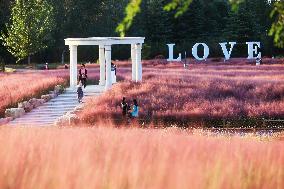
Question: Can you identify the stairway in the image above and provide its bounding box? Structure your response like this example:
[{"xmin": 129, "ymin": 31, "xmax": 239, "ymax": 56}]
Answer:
[{"xmin": 9, "ymin": 85, "xmax": 105, "ymax": 127}]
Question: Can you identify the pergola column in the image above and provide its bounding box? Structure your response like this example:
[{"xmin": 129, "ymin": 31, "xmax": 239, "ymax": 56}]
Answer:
[
  {"xmin": 69, "ymin": 45, "xmax": 78, "ymax": 88},
  {"xmin": 131, "ymin": 44, "xmax": 137, "ymax": 81},
  {"xmin": 105, "ymin": 45, "xmax": 112, "ymax": 90},
  {"xmin": 99, "ymin": 45, "xmax": 106, "ymax": 86},
  {"xmin": 135, "ymin": 44, "xmax": 142, "ymax": 82}
]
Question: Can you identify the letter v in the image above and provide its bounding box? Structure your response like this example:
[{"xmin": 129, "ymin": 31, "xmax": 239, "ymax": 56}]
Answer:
[{"xmin": 219, "ymin": 42, "xmax": 236, "ymax": 60}]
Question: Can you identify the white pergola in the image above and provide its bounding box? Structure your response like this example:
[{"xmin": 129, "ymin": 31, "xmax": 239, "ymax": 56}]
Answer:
[{"xmin": 65, "ymin": 37, "xmax": 145, "ymax": 89}]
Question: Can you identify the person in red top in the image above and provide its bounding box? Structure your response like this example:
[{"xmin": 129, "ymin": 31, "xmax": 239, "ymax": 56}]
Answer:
[{"xmin": 78, "ymin": 64, "xmax": 88, "ymax": 88}]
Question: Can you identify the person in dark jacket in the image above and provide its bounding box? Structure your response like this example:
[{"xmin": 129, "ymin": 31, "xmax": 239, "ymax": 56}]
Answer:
[
  {"xmin": 77, "ymin": 81, "xmax": 84, "ymax": 103},
  {"xmin": 79, "ymin": 64, "xmax": 88, "ymax": 88},
  {"xmin": 121, "ymin": 97, "xmax": 129, "ymax": 117}
]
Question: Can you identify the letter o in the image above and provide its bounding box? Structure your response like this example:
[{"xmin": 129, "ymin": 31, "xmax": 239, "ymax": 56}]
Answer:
[{"xmin": 192, "ymin": 43, "xmax": 210, "ymax": 61}]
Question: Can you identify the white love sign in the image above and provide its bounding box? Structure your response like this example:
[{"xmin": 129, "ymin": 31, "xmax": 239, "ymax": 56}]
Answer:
[{"xmin": 167, "ymin": 42, "xmax": 261, "ymax": 61}]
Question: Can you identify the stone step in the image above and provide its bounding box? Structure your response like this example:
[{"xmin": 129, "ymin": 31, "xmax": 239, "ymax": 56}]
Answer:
[
  {"xmin": 49, "ymin": 98, "xmax": 77, "ymax": 101},
  {"xmin": 42, "ymin": 105, "xmax": 78, "ymax": 108},
  {"xmin": 49, "ymin": 99, "xmax": 77, "ymax": 102},
  {"xmin": 46, "ymin": 100, "xmax": 78, "ymax": 104},
  {"xmin": 13, "ymin": 116, "xmax": 58, "ymax": 120},
  {"xmin": 54, "ymin": 92, "xmax": 100, "ymax": 96},
  {"xmin": 47, "ymin": 100, "xmax": 78, "ymax": 104},
  {"xmin": 27, "ymin": 111, "xmax": 72, "ymax": 115},
  {"xmin": 66, "ymin": 88, "xmax": 104, "ymax": 92},
  {"xmin": 51, "ymin": 96, "xmax": 76, "ymax": 99},
  {"xmin": 15, "ymin": 114, "xmax": 62, "ymax": 119},
  {"xmin": 37, "ymin": 104, "xmax": 78, "ymax": 108},
  {"xmin": 17, "ymin": 116, "xmax": 61, "ymax": 120},
  {"xmin": 64, "ymin": 90, "xmax": 100, "ymax": 93},
  {"xmin": 13, "ymin": 116, "xmax": 57, "ymax": 120},
  {"xmin": 12, "ymin": 117, "xmax": 57, "ymax": 121},
  {"xmin": 12, "ymin": 120, "xmax": 57, "ymax": 124},
  {"xmin": 13, "ymin": 120, "xmax": 59, "ymax": 124},
  {"xmin": 28, "ymin": 110, "xmax": 72, "ymax": 114},
  {"xmin": 31, "ymin": 109, "xmax": 75, "ymax": 114},
  {"xmin": 10, "ymin": 123, "xmax": 54, "ymax": 127},
  {"xmin": 48, "ymin": 101, "xmax": 77, "ymax": 104},
  {"xmin": 15, "ymin": 114, "xmax": 60, "ymax": 118},
  {"xmin": 10, "ymin": 121, "xmax": 55, "ymax": 126},
  {"xmin": 30, "ymin": 108, "xmax": 75, "ymax": 112},
  {"xmin": 47, "ymin": 96, "xmax": 96, "ymax": 102},
  {"xmin": 26, "ymin": 109, "xmax": 64, "ymax": 113},
  {"xmin": 26, "ymin": 112, "xmax": 72, "ymax": 116},
  {"xmin": 34, "ymin": 109, "xmax": 76, "ymax": 113},
  {"xmin": 56, "ymin": 93, "xmax": 99, "ymax": 98},
  {"xmin": 12, "ymin": 120, "xmax": 56, "ymax": 124},
  {"xmin": 46, "ymin": 102, "xmax": 78, "ymax": 105},
  {"xmin": 38, "ymin": 105, "xmax": 78, "ymax": 109},
  {"xmin": 10, "ymin": 123, "xmax": 55, "ymax": 127},
  {"xmin": 45, "ymin": 100, "xmax": 80, "ymax": 103},
  {"xmin": 71, "ymin": 93, "xmax": 100, "ymax": 95}
]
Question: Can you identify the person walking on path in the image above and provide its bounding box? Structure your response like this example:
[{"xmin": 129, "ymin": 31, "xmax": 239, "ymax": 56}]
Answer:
[
  {"xmin": 79, "ymin": 64, "xmax": 88, "ymax": 88},
  {"xmin": 77, "ymin": 81, "xmax": 84, "ymax": 103}
]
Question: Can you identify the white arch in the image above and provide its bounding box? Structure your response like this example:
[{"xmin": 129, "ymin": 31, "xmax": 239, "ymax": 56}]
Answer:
[{"xmin": 65, "ymin": 37, "xmax": 145, "ymax": 90}]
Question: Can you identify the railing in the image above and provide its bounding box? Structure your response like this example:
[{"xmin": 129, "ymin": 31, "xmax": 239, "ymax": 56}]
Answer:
[
  {"xmin": 262, "ymin": 119, "xmax": 284, "ymax": 128},
  {"xmin": 102, "ymin": 110, "xmax": 284, "ymax": 130},
  {"xmin": 106, "ymin": 117, "xmax": 284, "ymax": 129}
]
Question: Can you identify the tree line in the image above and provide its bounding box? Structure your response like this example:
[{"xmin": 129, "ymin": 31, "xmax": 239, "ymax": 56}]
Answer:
[{"xmin": 0, "ymin": 0, "xmax": 283, "ymax": 65}]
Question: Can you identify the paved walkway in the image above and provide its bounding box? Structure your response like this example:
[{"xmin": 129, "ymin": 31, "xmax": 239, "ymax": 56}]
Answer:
[{"xmin": 9, "ymin": 85, "xmax": 105, "ymax": 126}]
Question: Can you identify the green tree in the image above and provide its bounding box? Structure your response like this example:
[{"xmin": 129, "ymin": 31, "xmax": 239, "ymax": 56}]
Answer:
[
  {"xmin": 143, "ymin": 0, "xmax": 173, "ymax": 42},
  {"xmin": 46, "ymin": 0, "xmax": 128, "ymax": 61},
  {"xmin": 117, "ymin": 0, "xmax": 284, "ymax": 49},
  {"xmin": 0, "ymin": 0, "xmax": 12, "ymax": 71},
  {"xmin": 116, "ymin": 0, "xmax": 241, "ymax": 37},
  {"xmin": 269, "ymin": 1, "xmax": 284, "ymax": 48},
  {"xmin": 1, "ymin": 0, "xmax": 55, "ymax": 64},
  {"xmin": 116, "ymin": 0, "xmax": 142, "ymax": 37}
]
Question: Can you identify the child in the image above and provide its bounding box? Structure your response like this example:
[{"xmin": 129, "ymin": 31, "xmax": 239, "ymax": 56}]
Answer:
[{"xmin": 77, "ymin": 81, "xmax": 84, "ymax": 103}]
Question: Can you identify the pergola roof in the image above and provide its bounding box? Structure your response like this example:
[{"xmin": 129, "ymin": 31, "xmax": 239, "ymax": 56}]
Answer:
[{"xmin": 65, "ymin": 37, "xmax": 145, "ymax": 46}]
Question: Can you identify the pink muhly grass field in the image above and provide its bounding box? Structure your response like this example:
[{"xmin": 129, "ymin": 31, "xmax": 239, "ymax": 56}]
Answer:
[
  {"xmin": 79, "ymin": 61, "xmax": 284, "ymax": 124},
  {"xmin": 0, "ymin": 126, "xmax": 282, "ymax": 189}
]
